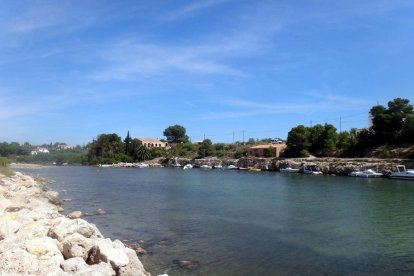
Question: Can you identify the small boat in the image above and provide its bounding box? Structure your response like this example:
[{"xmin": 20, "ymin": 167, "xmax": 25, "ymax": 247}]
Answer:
[
  {"xmin": 349, "ymin": 169, "xmax": 382, "ymax": 178},
  {"xmin": 183, "ymin": 164, "xmax": 193, "ymax": 170},
  {"xmin": 214, "ymin": 164, "xmax": 223, "ymax": 169},
  {"xmin": 98, "ymin": 164, "xmax": 112, "ymax": 167},
  {"xmin": 390, "ymin": 165, "xmax": 414, "ymax": 180},
  {"xmin": 200, "ymin": 165, "xmax": 212, "ymax": 169},
  {"xmin": 248, "ymin": 168, "xmax": 261, "ymax": 172},
  {"xmin": 303, "ymin": 165, "xmax": 322, "ymax": 175},
  {"xmin": 280, "ymin": 167, "xmax": 299, "ymax": 173},
  {"xmin": 303, "ymin": 169, "xmax": 323, "ymax": 175},
  {"xmin": 238, "ymin": 167, "xmax": 249, "ymax": 171},
  {"xmin": 137, "ymin": 163, "xmax": 149, "ymax": 168},
  {"xmin": 171, "ymin": 163, "xmax": 182, "ymax": 168},
  {"xmin": 225, "ymin": 165, "xmax": 238, "ymax": 170}
]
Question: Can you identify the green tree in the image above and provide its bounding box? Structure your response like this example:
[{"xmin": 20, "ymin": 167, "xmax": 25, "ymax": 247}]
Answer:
[
  {"xmin": 124, "ymin": 131, "xmax": 133, "ymax": 155},
  {"xmin": 319, "ymin": 124, "xmax": 337, "ymax": 156},
  {"xmin": 198, "ymin": 139, "xmax": 213, "ymax": 158},
  {"xmin": 135, "ymin": 145, "xmax": 151, "ymax": 161},
  {"xmin": 285, "ymin": 125, "xmax": 310, "ymax": 157},
  {"xmin": 309, "ymin": 124, "xmax": 324, "ymax": 154},
  {"xmin": 87, "ymin": 133, "xmax": 125, "ymax": 164},
  {"xmin": 163, "ymin": 125, "xmax": 189, "ymax": 143},
  {"xmin": 371, "ymin": 98, "xmax": 414, "ymax": 145}
]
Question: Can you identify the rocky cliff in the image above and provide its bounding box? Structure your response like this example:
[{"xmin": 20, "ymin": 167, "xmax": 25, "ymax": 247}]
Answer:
[{"xmin": 0, "ymin": 172, "xmax": 149, "ymax": 276}]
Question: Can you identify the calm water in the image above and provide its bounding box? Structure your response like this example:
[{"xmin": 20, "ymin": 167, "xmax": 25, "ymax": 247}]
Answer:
[{"xmin": 20, "ymin": 166, "xmax": 414, "ymax": 275}]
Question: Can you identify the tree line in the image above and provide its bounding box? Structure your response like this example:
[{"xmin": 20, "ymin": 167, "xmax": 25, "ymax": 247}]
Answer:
[{"xmin": 285, "ymin": 98, "xmax": 414, "ymax": 158}]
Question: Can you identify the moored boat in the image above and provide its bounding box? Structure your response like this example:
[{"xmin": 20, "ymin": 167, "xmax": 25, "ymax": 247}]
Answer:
[
  {"xmin": 349, "ymin": 169, "xmax": 382, "ymax": 178},
  {"xmin": 200, "ymin": 165, "xmax": 212, "ymax": 169},
  {"xmin": 183, "ymin": 164, "xmax": 193, "ymax": 170},
  {"xmin": 280, "ymin": 167, "xmax": 299, "ymax": 173},
  {"xmin": 224, "ymin": 165, "xmax": 238, "ymax": 170},
  {"xmin": 390, "ymin": 165, "xmax": 414, "ymax": 180}
]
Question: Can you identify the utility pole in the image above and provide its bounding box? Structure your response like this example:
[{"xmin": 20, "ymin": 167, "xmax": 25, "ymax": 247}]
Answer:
[
  {"xmin": 242, "ymin": 130, "xmax": 245, "ymax": 145},
  {"xmin": 232, "ymin": 132, "xmax": 235, "ymax": 144},
  {"xmin": 310, "ymin": 120, "xmax": 313, "ymax": 127},
  {"xmin": 339, "ymin": 116, "xmax": 342, "ymax": 133}
]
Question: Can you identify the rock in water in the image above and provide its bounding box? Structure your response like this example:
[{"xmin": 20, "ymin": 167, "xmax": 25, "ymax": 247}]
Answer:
[
  {"xmin": 96, "ymin": 208, "xmax": 106, "ymax": 215},
  {"xmin": 67, "ymin": 210, "xmax": 82, "ymax": 219},
  {"xmin": 172, "ymin": 259, "xmax": 201, "ymax": 270},
  {"xmin": 128, "ymin": 243, "xmax": 147, "ymax": 255}
]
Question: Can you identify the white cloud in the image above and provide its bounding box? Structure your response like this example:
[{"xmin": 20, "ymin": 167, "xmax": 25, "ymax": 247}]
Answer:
[{"xmin": 160, "ymin": 0, "xmax": 233, "ymax": 21}]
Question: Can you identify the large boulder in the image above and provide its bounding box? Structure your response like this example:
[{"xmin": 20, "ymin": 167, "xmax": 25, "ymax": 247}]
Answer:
[
  {"xmin": 60, "ymin": 257, "xmax": 89, "ymax": 273},
  {"xmin": 117, "ymin": 248, "xmax": 147, "ymax": 276},
  {"xmin": 48, "ymin": 217, "xmax": 102, "ymax": 242},
  {"xmin": 0, "ymin": 220, "xmax": 21, "ymax": 239},
  {"xmin": 86, "ymin": 239, "xmax": 129, "ymax": 269},
  {"xmin": 61, "ymin": 232, "xmax": 94, "ymax": 259},
  {"xmin": 74, "ymin": 262, "xmax": 115, "ymax": 276}
]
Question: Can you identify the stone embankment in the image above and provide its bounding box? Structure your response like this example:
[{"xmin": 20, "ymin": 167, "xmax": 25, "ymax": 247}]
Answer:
[
  {"xmin": 160, "ymin": 157, "xmax": 414, "ymax": 175},
  {"xmin": 0, "ymin": 172, "xmax": 149, "ymax": 276}
]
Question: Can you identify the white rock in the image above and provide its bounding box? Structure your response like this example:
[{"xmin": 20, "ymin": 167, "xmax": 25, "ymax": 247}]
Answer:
[
  {"xmin": 60, "ymin": 257, "xmax": 88, "ymax": 273},
  {"xmin": 61, "ymin": 232, "xmax": 94, "ymax": 259},
  {"xmin": 48, "ymin": 217, "xmax": 102, "ymax": 242},
  {"xmin": 74, "ymin": 262, "xmax": 115, "ymax": 276},
  {"xmin": 0, "ymin": 248, "xmax": 40, "ymax": 274},
  {"xmin": 68, "ymin": 210, "xmax": 82, "ymax": 219},
  {"xmin": 118, "ymin": 248, "xmax": 148, "ymax": 276},
  {"xmin": 87, "ymin": 238, "xmax": 129, "ymax": 269},
  {"xmin": 0, "ymin": 220, "xmax": 21, "ymax": 239}
]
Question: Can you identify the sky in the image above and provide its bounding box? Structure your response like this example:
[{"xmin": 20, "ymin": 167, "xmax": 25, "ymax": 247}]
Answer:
[{"xmin": 1, "ymin": 0, "xmax": 414, "ymax": 145}]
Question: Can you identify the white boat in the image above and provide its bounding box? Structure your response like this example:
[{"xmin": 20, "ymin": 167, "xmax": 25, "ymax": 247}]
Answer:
[
  {"xmin": 390, "ymin": 165, "xmax": 414, "ymax": 180},
  {"xmin": 348, "ymin": 169, "xmax": 382, "ymax": 178},
  {"xmin": 225, "ymin": 165, "xmax": 238, "ymax": 170},
  {"xmin": 137, "ymin": 163, "xmax": 149, "ymax": 168},
  {"xmin": 171, "ymin": 163, "xmax": 182, "ymax": 168},
  {"xmin": 303, "ymin": 167, "xmax": 323, "ymax": 175},
  {"xmin": 200, "ymin": 165, "xmax": 212, "ymax": 169},
  {"xmin": 183, "ymin": 164, "xmax": 193, "ymax": 170},
  {"xmin": 214, "ymin": 164, "xmax": 223, "ymax": 169},
  {"xmin": 280, "ymin": 167, "xmax": 299, "ymax": 173},
  {"xmin": 98, "ymin": 164, "xmax": 112, "ymax": 167}
]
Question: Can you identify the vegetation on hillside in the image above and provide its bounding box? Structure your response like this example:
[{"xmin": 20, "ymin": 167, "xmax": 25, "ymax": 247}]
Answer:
[{"xmin": 285, "ymin": 98, "xmax": 414, "ymax": 158}]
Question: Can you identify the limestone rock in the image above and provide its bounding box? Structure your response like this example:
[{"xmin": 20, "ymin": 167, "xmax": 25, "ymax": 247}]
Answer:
[
  {"xmin": 96, "ymin": 208, "xmax": 106, "ymax": 215},
  {"xmin": 26, "ymin": 237, "xmax": 61, "ymax": 258},
  {"xmin": 118, "ymin": 248, "xmax": 148, "ymax": 276},
  {"xmin": 74, "ymin": 262, "xmax": 115, "ymax": 276},
  {"xmin": 48, "ymin": 217, "xmax": 102, "ymax": 242},
  {"xmin": 61, "ymin": 232, "xmax": 94, "ymax": 259},
  {"xmin": 60, "ymin": 257, "xmax": 88, "ymax": 273},
  {"xmin": 86, "ymin": 238, "xmax": 129, "ymax": 270},
  {"xmin": 68, "ymin": 211, "xmax": 83, "ymax": 219},
  {"xmin": 0, "ymin": 248, "xmax": 40, "ymax": 274},
  {"xmin": 0, "ymin": 220, "xmax": 21, "ymax": 239}
]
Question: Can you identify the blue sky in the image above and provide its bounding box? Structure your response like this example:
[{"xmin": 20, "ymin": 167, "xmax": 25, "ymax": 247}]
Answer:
[{"xmin": 1, "ymin": 0, "xmax": 414, "ymax": 145}]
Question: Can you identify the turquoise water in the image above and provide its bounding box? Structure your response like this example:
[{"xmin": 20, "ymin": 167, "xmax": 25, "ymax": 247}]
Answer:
[{"xmin": 21, "ymin": 166, "xmax": 414, "ymax": 275}]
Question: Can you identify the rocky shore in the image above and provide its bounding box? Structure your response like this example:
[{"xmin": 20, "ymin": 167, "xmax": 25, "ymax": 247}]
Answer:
[
  {"xmin": 158, "ymin": 157, "xmax": 414, "ymax": 175},
  {"xmin": 0, "ymin": 171, "xmax": 149, "ymax": 275}
]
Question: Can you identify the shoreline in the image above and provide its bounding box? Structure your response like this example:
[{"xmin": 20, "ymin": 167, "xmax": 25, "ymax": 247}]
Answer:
[
  {"xmin": 111, "ymin": 157, "xmax": 414, "ymax": 176},
  {"xmin": 0, "ymin": 171, "xmax": 149, "ymax": 275}
]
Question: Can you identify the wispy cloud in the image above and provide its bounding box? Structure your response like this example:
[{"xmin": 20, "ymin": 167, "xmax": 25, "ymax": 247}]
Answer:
[
  {"xmin": 90, "ymin": 40, "xmax": 246, "ymax": 81},
  {"xmin": 160, "ymin": 0, "xmax": 233, "ymax": 21}
]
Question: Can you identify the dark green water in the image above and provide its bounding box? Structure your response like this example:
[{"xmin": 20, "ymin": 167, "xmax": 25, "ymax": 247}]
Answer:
[{"xmin": 20, "ymin": 166, "xmax": 414, "ymax": 275}]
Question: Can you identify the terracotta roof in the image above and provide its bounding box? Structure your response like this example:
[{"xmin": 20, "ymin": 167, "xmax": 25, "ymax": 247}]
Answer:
[
  {"xmin": 136, "ymin": 138, "xmax": 165, "ymax": 143},
  {"xmin": 249, "ymin": 144, "xmax": 286, "ymax": 149}
]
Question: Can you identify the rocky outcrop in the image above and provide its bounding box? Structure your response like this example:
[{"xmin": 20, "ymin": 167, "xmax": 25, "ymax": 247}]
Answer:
[
  {"xmin": 159, "ymin": 157, "xmax": 413, "ymax": 175},
  {"xmin": 0, "ymin": 172, "xmax": 149, "ymax": 276}
]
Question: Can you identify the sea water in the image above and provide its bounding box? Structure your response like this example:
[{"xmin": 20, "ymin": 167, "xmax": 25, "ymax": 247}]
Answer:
[{"xmin": 20, "ymin": 166, "xmax": 414, "ymax": 275}]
